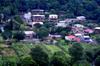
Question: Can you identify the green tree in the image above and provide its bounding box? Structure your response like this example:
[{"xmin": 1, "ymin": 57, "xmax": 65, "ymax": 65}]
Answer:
[
  {"xmin": 20, "ymin": 56, "xmax": 37, "ymax": 66},
  {"xmin": 96, "ymin": 35, "xmax": 100, "ymax": 43},
  {"xmin": 36, "ymin": 27, "xmax": 49, "ymax": 39},
  {"xmin": 31, "ymin": 46, "xmax": 49, "ymax": 66},
  {"xmin": 85, "ymin": 47, "xmax": 100, "ymax": 66},
  {"xmin": 1, "ymin": 31, "xmax": 12, "ymax": 40},
  {"xmin": 34, "ymin": 23, "xmax": 42, "ymax": 29},
  {"xmin": 73, "ymin": 60, "xmax": 90, "ymax": 66},
  {"xmin": 68, "ymin": 43, "xmax": 84, "ymax": 66},
  {"xmin": 51, "ymin": 51, "xmax": 69, "ymax": 66},
  {"xmin": 3, "ymin": 61, "xmax": 16, "ymax": 66},
  {"xmin": 14, "ymin": 15, "xmax": 24, "ymax": 24},
  {"xmin": 13, "ymin": 31, "xmax": 25, "ymax": 41},
  {"xmin": 95, "ymin": 56, "xmax": 100, "ymax": 66},
  {"xmin": 4, "ymin": 20, "xmax": 13, "ymax": 31}
]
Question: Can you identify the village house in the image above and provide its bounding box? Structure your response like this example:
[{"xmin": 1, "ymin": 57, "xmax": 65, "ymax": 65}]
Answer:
[
  {"xmin": 49, "ymin": 14, "xmax": 58, "ymax": 22},
  {"xmin": 72, "ymin": 27, "xmax": 84, "ymax": 34},
  {"xmin": 76, "ymin": 16, "xmax": 86, "ymax": 21},
  {"xmin": 49, "ymin": 34, "xmax": 62, "ymax": 39},
  {"xmin": 84, "ymin": 28, "xmax": 94, "ymax": 34},
  {"xmin": 65, "ymin": 34, "xmax": 94, "ymax": 43},
  {"xmin": 94, "ymin": 27, "xmax": 100, "ymax": 34},
  {"xmin": 24, "ymin": 31, "xmax": 36, "ymax": 39},
  {"xmin": 62, "ymin": 16, "xmax": 86, "ymax": 24},
  {"xmin": 31, "ymin": 9, "xmax": 45, "ymax": 26},
  {"xmin": 23, "ymin": 9, "xmax": 46, "ymax": 27},
  {"xmin": 23, "ymin": 12, "xmax": 32, "ymax": 23},
  {"xmin": 30, "ymin": 22, "xmax": 44, "ymax": 27},
  {"xmin": 81, "ymin": 35, "xmax": 93, "ymax": 43},
  {"xmin": 64, "ymin": 18, "xmax": 78, "ymax": 23},
  {"xmin": 56, "ymin": 21, "xmax": 68, "ymax": 27},
  {"xmin": 65, "ymin": 35, "xmax": 80, "ymax": 42},
  {"xmin": 32, "ymin": 9, "xmax": 44, "ymax": 15},
  {"xmin": 74, "ymin": 33, "xmax": 83, "ymax": 38},
  {"xmin": 74, "ymin": 24, "xmax": 85, "ymax": 28},
  {"xmin": 32, "ymin": 14, "xmax": 45, "ymax": 22}
]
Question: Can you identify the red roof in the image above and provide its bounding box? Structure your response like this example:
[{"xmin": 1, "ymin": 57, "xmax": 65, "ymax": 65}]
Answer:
[
  {"xmin": 84, "ymin": 29, "xmax": 93, "ymax": 33},
  {"xmin": 75, "ymin": 38, "xmax": 80, "ymax": 42},
  {"xmin": 67, "ymin": 35, "xmax": 80, "ymax": 42},
  {"xmin": 68, "ymin": 35, "xmax": 75, "ymax": 39}
]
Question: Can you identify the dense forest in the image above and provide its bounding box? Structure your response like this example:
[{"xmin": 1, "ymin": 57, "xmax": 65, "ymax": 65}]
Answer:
[{"xmin": 0, "ymin": 0, "xmax": 100, "ymax": 22}]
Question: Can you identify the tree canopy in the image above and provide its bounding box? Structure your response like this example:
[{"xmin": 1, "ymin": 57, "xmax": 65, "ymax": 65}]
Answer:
[{"xmin": 0, "ymin": 0, "xmax": 100, "ymax": 22}]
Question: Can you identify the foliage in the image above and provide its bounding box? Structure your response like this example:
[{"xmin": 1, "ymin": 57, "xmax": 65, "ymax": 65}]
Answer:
[
  {"xmin": 0, "ymin": 0, "xmax": 100, "ymax": 22},
  {"xmin": 13, "ymin": 31, "xmax": 25, "ymax": 41},
  {"xmin": 95, "ymin": 56, "xmax": 100, "ymax": 66},
  {"xmin": 14, "ymin": 15, "xmax": 24, "ymax": 24},
  {"xmin": 1, "ymin": 31, "xmax": 12, "ymax": 40},
  {"xmin": 20, "ymin": 56, "xmax": 37, "ymax": 66},
  {"xmin": 36, "ymin": 27, "xmax": 49, "ymax": 39},
  {"xmin": 68, "ymin": 43, "xmax": 84, "ymax": 65},
  {"xmin": 31, "ymin": 45, "xmax": 49, "ymax": 66},
  {"xmin": 34, "ymin": 23, "xmax": 42, "ymax": 29},
  {"xmin": 73, "ymin": 60, "xmax": 90, "ymax": 66},
  {"xmin": 51, "ymin": 51, "xmax": 69, "ymax": 66},
  {"xmin": 4, "ymin": 20, "xmax": 13, "ymax": 31},
  {"xmin": 0, "ymin": 42, "xmax": 99, "ymax": 66}
]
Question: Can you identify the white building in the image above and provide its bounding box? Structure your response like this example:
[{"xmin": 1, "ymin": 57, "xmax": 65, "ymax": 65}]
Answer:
[
  {"xmin": 56, "ymin": 21, "xmax": 67, "ymax": 27},
  {"xmin": 74, "ymin": 24, "xmax": 85, "ymax": 28},
  {"xmin": 95, "ymin": 27, "xmax": 100, "ymax": 30},
  {"xmin": 24, "ymin": 12, "xmax": 32, "ymax": 20},
  {"xmin": 82, "ymin": 36, "xmax": 93, "ymax": 42},
  {"xmin": 49, "ymin": 34, "xmax": 62, "ymax": 38},
  {"xmin": 74, "ymin": 33, "xmax": 83, "ymax": 37},
  {"xmin": 24, "ymin": 31, "xmax": 35, "ymax": 39},
  {"xmin": 32, "ymin": 14, "xmax": 45, "ymax": 22},
  {"xmin": 49, "ymin": 14, "xmax": 58, "ymax": 19},
  {"xmin": 76, "ymin": 16, "xmax": 86, "ymax": 21}
]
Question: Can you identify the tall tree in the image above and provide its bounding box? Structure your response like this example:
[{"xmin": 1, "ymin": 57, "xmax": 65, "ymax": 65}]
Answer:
[
  {"xmin": 20, "ymin": 56, "xmax": 37, "ymax": 66},
  {"xmin": 68, "ymin": 43, "xmax": 84, "ymax": 65},
  {"xmin": 31, "ymin": 46, "xmax": 49, "ymax": 66},
  {"xmin": 51, "ymin": 51, "xmax": 69, "ymax": 66},
  {"xmin": 36, "ymin": 27, "xmax": 49, "ymax": 39},
  {"xmin": 13, "ymin": 31, "xmax": 25, "ymax": 41}
]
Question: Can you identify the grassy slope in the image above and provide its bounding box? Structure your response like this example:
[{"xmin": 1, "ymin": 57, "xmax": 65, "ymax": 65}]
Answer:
[{"xmin": 0, "ymin": 42, "xmax": 100, "ymax": 63}]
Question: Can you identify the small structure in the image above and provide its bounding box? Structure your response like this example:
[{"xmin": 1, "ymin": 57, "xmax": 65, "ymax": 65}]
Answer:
[
  {"xmin": 74, "ymin": 33, "xmax": 83, "ymax": 37},
  {"xmin": 56, "ymin": 21, "xmax": 67, "ymax": 27},
  {"xmin": 74, "ymin": 24, "xmax": 85, "ymax": 28},
  {"xmin": 65, "ymin": 35, "xmax": 80, "ymax": 42},
  {"xmin": 94, "ymin": 27, "xmax": 100, "ymax": 34},
  {"xmin": 72, "ymin": 26, "xmax": 84, "ymax": 34},
  {"xmin": 49, "ymin": 14, "xmax": 58, "ymax": 22},
  {"xmin": 82, "ymin": 36, "xmax": 93, "ymax": 43},
  {"xmin": 24, "ymin": 12, "xmax": 32, "ymax": 20},
  {"xmin": 32, "ymin": 15, "xmax": 45, "ymax": 22},
  {"xmin": 24, "ymin": 31, "xmax": 35, "ymax": 39},
  {"xmin": 32, "ymin": 9, "xmax": 44, "ymax": 15},
  {"xmin": 31, "ymin": 22, "xmax": 43, "ymax": 27},
  {"xmin": 76, "ymin": 16, "xmax": 86, "ymax": 21},
  {"xmin": 84, "ymin": 29, "xmax": 94, "ymax": 34},
  {"xmin": 49, "ymin": 34, "xmax": 62, "ymax": 39},
  {"xmin": 64, "ymin": 19, "xmax": 78, "ymax": 23}
]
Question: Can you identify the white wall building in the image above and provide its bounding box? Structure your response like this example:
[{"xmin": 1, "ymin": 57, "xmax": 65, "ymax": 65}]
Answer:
[
  {"xmin": 49, "ymin": 14, "xmax": 58, "ymax": 19},
  {"xmin": 24, "ymin": 12, "xmax": 32, "ymax": 20},
  {"xmin": 76, "ymin": 16, "xmax": 86, "ymax": 21}
]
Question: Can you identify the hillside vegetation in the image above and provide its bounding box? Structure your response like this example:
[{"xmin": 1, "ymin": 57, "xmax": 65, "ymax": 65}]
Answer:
[{"xmin": 0, "ymin": 0, "xmax": 100, "ymax": 22}]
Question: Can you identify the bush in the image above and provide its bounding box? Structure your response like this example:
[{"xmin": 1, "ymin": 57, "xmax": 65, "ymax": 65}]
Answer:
[{"xmin": 13, "ymin": 31, "xmax": 25, "ymax": 41}]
